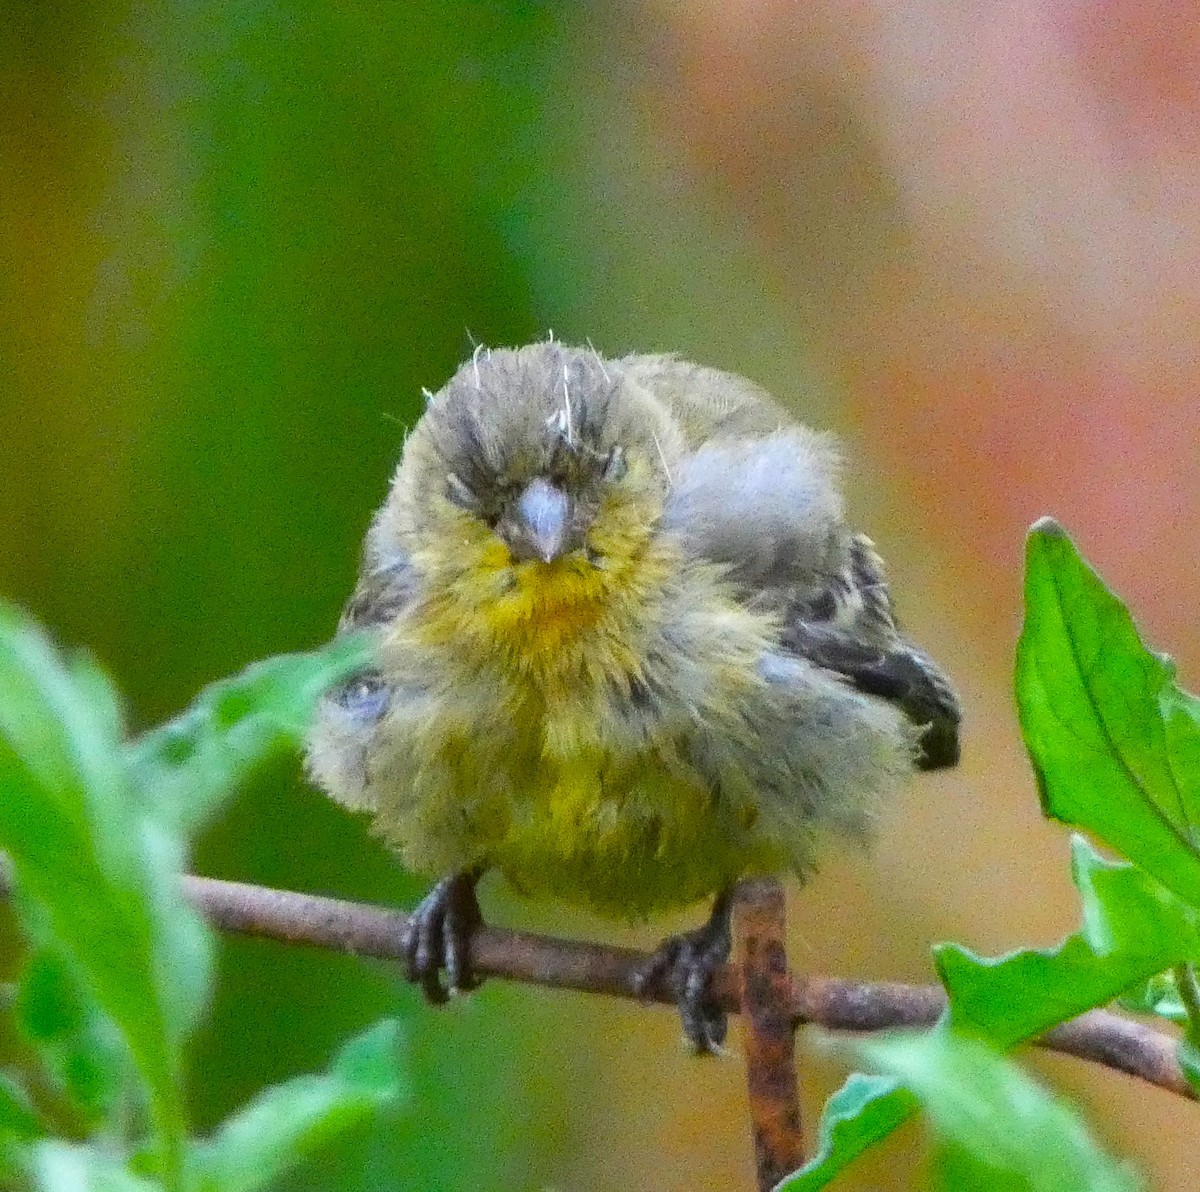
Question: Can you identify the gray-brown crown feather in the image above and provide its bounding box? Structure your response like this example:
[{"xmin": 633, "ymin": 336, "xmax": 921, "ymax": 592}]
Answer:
[{"xmin": 424, "ymin": 343, "xmax": 623, "ymax": 493}]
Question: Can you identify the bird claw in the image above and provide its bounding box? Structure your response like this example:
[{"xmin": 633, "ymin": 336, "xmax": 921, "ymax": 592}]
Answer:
[
  {"xmin": 633, "ymin": 897, "xmax": 733, "ymax": 1054},
  {"xmin": 400, "ymin": 872, "xmax": 483, "ymax": 1004}
]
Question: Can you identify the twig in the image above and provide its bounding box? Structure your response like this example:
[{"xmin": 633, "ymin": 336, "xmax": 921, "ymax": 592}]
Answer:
[
  {"xmin": 180, "ymin": 873, "xmax": 1196, "ymax": 1101},
  {"xmin": 735, "ymin": 878, "xmax": 804, "ymax": 1190}
]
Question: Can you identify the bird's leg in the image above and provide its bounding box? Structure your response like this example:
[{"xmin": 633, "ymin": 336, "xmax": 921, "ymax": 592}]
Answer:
[
  {"xmin": 400, "ymin": 868, "xmax": 484, "ymax": 1005},
  {"xmin": 633, "ymin": 887, "xmax": 735, "ymax": 1054}
]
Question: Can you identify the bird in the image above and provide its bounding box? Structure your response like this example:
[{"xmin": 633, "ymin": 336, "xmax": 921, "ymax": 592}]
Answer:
[{"xmin": 306, "ymin": 340, "xmax": 960, "ymax": 1052}]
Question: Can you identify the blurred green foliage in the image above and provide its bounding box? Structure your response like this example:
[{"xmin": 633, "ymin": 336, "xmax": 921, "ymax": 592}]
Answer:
[
  {"xmin": 0, "ymin": 604, "xmax": 403, "ymax": 1190},
  {"xmin": 1, "ymin": 4, "xmax": 584, "ymax": 1188}
]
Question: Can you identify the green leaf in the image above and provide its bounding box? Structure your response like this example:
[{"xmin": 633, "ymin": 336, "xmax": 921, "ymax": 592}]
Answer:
[
  {"xmin": 15, "ymin": 941, "xmax": 131, "ymax": 1127},
  {"xmin": 856, "ymin": 1031, "xmax": 1139, "ymax": 1192},
  {"xmin": 0, "ymin": 602, "xmax": 211, "ymax": 1183},
  {"xmin": 128, "ymin": 636, "xmax": 372, "ymax": 836},
  {"xmin": 1177, "ymin": 1038, "xmax": 1200, "ymax": 1097},
  {"xmin": 1120, "ymin": 971, "xmax": 1186, "ymax": 1025},
  {"xmin": 0, "ymin": 1072, "xmax": 40, "ymax": 1141},
  {"xmin": 1162, "ymin": 684, "xmax": 1200, "ymax": 814},
  {"xmin": 188, "ymin": 1019, "xmax": 406, "ymax": 1192},
  {"xmin": 770, "ymin": 771, "xmax": 1200, "ymax": 1190},
  {"xmin": 1016, "ymin": 519, "xmax": 1200, "ymax": 907},
  {"xmin": 937, "ymin": 836, "xmax": 1200, "ymax": 1047},
  {"xmin": 773, "ymin": 1074, "xmax": 915, "ymax": 1191},
  {"xmin": 0, "ymin": 1071, "xmax": 43, "ymax": 1183},
  {"xmin": 789, "ymin": 885, "xmax": 1161, "ymax": 1192},
  {"xmin": 24, "ymin": 1139, "xmax": 164, "ymax": 1192}
]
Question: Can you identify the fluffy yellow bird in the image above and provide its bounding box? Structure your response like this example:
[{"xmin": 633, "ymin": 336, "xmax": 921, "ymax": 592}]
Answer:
[{"xmin": 307, "ymin": 341, "xmax": 959, "ymax": 1050}]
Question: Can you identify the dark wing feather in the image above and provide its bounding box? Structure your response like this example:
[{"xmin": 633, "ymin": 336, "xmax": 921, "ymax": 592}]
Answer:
[
  {"xmin": 306, "ymin": 536, "xmax": 419, "ymax": 810},
  {"xmin": 339, "ymin": 543, "xmax": 416, "ymax": 632},
  {"xmin": 328, "ymin": 536, "xmax": 417, "ymax": 721},
  {"xmin": 782, "ymin": 535, "xmax": 961, "ymax": 770}
]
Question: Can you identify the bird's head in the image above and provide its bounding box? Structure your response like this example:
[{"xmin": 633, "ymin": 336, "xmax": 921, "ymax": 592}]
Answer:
[{"xmin": 377, "ymin": 342, "xmax": 682, "ymax": 664}]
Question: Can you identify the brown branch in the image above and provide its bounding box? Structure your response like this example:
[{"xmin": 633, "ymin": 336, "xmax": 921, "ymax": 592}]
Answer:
[
  {"xmin": 183, "ymin": 873, "xmax": 1196, "ymax": 1101},
  {"xmin": 735, "ymin": 879, "xmax": 804, "ymax": 1190}
]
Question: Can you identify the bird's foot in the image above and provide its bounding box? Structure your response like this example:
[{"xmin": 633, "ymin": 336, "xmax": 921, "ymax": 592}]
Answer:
[
  {"xmin": 633, "ymin": 890, "xmax": 734, "ymax": 1054},
  {"xmin": 400, "ymin": 871, "xmax": 483, "ymax": 1005}
]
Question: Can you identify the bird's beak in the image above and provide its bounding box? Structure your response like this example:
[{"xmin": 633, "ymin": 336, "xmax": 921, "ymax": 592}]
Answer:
[{"xmin": 512, "ymin": 478, "xmax": 572, "ymax": 563}]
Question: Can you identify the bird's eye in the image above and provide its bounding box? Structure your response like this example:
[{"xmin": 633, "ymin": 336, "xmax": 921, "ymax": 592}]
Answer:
[
  {"xmin": 546, "ymin": 432, "xmax": 578, "ymax": 477},
  {"xmin": 602, "ymin": 446, "xmax": 627, "ymax": 483},
  {"xmin": 445, "ymin": 473, "xmax": 478, "ymax": 510}
]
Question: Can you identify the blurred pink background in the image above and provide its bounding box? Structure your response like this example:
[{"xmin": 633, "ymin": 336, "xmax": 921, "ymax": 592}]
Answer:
[{"xmin": 567, "ymin": 3, "xmax": 1200, "ymax": 1187}]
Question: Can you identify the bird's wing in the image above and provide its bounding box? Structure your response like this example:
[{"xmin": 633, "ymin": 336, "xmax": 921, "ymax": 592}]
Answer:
[
  {"xmin": 306, "ymin": 537, "xmax": 418, "ymax": 812},
  {"xmin": 331, "ymin": 531, "xmax": 418, "ymax": 706},
  {"xmin": 338, "ymin": 542, "xmax": 416, "ymax": 634},
  {"xmin": 626, "ymin": 354, "xmax": 962, "ymax": 769},
  {"xmin": 645, "ymin": 362, "xmax": 848, "ymax": 604},
  {"xmin": 780, "ymin": 535, "xmax": 961, "ymax": 770},
  {"xmin": 615, "ymin": 353, "xmax": 791, "ymax": 446}
]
